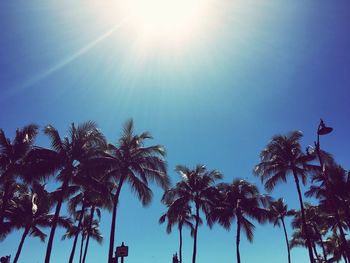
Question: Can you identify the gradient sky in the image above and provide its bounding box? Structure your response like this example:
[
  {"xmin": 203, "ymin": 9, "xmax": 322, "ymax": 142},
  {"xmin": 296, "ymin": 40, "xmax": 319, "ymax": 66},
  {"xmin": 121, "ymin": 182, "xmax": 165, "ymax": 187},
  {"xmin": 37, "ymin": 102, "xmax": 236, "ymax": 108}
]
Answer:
[{"xmin": 1, "ymin": 0, "xmax": 350, "ymax": 262}]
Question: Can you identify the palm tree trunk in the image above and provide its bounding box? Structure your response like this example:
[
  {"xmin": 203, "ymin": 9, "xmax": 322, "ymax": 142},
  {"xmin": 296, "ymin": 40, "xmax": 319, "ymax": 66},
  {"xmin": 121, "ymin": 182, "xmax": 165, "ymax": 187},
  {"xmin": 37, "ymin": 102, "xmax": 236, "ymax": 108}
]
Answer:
[
  {"xmin": 335, "ymin": 212, "xmax": 350, "ymax": 261},
  {"xmin": 45, "ymin": 176, "xmax": 70, "ymax": 263},
  {"xmin": 281, "ymin": 218, "xmax": 291, "ymax": 263},
  {"xmin": 108, "ymin": 175, "xmax": 126, "ymax": 263},
  {"xmin": 69, "ymin": 201, "xmax": 86, "ymax": 263},
  {"xmin": 13, "ymin": 225, "xmax": 30, "ymax": 263},
  {"xmin": 236, "ymin": 212, "xmax": 241, "ymax": 263},
  {"xmin": 192, "ymin": 205, "xmax": 200, "ymax": 263},
  {"xmin": 312, "ymin": 224, "xmax": 327, "ymax": 262},
  {"xmin": 312, "ymin": 243, "xmax": 320, "ymax": 262},
  {"xmin": 292, "ymin": 171, "xmax": 315, "ymax": 263},
  {"xmin": 179, "ymin": 225, "xmax": 183, "ymax": 263},
  {"xmin": 79, "ymin": 235, "xmax": 85, "ymax": 263},
  {"xmin": 82, "ymin": 206, "xmax": 95, "ymax": 263}
]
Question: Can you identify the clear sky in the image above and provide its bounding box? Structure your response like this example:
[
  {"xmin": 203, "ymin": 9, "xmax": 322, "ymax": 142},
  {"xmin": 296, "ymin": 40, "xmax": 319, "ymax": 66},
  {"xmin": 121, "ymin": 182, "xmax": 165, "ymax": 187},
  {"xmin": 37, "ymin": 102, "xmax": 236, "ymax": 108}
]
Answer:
[{"xmin": 1, "ymin": 0, "xmax": 350, "ymax": 262}]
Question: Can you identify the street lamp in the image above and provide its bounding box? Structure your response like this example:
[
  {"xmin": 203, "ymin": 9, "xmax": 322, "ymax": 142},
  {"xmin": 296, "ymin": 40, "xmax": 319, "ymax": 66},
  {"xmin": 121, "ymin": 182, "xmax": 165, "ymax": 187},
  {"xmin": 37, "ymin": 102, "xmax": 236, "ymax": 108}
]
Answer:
[{"xmin": 315, "ymin": 119, "xmax": 333, "ymax": 171}]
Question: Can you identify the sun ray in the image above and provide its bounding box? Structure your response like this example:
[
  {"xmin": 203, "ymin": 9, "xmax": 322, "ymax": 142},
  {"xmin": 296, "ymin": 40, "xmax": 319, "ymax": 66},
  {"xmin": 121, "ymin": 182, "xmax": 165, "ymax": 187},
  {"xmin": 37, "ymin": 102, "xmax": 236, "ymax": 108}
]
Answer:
[{"xmin": 1, "ymin": 16, "xmax": 130, "ymax": 101}]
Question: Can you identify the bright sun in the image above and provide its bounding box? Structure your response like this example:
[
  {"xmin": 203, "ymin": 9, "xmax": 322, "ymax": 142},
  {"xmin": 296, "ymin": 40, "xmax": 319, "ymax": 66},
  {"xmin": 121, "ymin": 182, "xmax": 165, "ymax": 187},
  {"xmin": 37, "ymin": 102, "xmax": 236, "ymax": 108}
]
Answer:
[{"xmin": 121, "ymin": 0, "xmax": 213, "ymax": 45}]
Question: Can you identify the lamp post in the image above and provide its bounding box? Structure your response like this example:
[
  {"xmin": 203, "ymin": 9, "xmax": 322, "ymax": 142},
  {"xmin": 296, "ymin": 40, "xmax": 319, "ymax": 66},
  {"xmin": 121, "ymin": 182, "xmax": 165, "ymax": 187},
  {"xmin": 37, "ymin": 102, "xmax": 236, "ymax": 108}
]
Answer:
[{"xmin": 315, "ymin": 119, "xmax": 333, "ymax": 172}]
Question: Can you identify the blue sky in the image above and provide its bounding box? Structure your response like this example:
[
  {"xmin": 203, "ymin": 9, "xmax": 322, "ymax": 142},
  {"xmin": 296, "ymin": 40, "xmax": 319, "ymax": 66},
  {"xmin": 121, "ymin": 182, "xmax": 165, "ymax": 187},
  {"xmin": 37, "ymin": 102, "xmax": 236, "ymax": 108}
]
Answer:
[{"xmin": 1, "ymin": 0, "xmax": 350, "ymax": 262}]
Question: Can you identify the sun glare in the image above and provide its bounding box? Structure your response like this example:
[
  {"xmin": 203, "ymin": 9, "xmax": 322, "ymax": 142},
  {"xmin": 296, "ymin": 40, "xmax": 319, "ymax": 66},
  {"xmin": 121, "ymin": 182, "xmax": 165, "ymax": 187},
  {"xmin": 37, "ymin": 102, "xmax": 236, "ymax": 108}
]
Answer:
[{"xmin": 122, "ymin": 0, "xmax": 213, "ymax": 45}]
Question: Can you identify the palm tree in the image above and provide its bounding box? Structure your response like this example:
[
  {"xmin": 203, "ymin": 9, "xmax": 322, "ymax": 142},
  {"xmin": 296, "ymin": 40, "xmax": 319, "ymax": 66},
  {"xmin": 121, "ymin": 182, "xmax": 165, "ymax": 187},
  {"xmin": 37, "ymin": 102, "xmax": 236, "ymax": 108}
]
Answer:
[
  {"xmin": 210, "ymin": 179, "xmax": 268, "ymax": 263},
  {"xmin": 306, "ymin": 164, "xmax": 350, "ymax": 261},
  {"xmin": 63, "ymin": 214, "xmax": 103, "ymax": 263},
  {"xmin": 0, "ymin": 182, "xmax": 28, "ymax": 240},
  {"xmin": 28, "ymin": 121, "xmax": 106, "ymax": 263},
  {"xmin": 291, "ymin": 204, "xmax": 330, "ymax": 262},
  {"xmin": 81, "ymin": 209, "xmax": 103, "ymax": 263},
  {"xmin": 159, "ymin": 202, "xmax": 195, "ymax": 263},
  {"xmin": 0, "ymin": 124, "xmax": 38, "ymax": 226},
  {"xmin": 268, "ymin": 198, "xmax": 295, "ymax": 263},
  {"xmin": 162, "ymin": 164, "xmax": 222, "ymax": 263},
  {"xmin": 324, "ymin": 233, "xmax": 350, "ymax": 263},
  {"xmin": 254, "ymin": 131, "xmax": 316, "ymax": 263},
  {"xmin": 8, "ymin": 183, "xmax": 70, "ymax": 263},
  {"xmin": 67, "ymin": 166, "xmax": 113, "ymax": 263},
  {"xmin": 104, "ymin": 119, "xmax": 170, "ymax": 263}
]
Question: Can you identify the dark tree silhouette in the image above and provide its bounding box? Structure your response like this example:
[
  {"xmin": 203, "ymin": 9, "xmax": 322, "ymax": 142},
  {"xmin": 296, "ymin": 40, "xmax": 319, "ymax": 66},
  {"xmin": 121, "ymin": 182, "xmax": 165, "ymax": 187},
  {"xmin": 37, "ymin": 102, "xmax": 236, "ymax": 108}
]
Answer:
[
  {"xmin": 104, "ymin": 119, "xmax": 170, "ymax": 263},
  {"xmin": 159, "ymin": 202, "xmax": 194, "ymax": 263},
  {"xmin": 254, "ymin": 131, "xmax": 316, "ymax": 263},
  {"xmin": 210, "ymin": 179, "xmax": 268, "ymax": 263},
  {"xmin": 162, "ymin": 164, "xmax": 222, "ymax": 263}
]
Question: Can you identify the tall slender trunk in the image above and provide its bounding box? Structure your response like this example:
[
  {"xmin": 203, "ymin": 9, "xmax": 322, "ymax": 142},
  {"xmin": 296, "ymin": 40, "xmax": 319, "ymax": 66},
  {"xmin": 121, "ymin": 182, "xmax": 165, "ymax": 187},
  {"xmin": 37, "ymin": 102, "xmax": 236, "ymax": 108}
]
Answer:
[
  {"xmin": 281, "ymin": 218, "xmax": 291, "ymax": 263},
  {"xmin": 192, "ymin": 204, "xmax": 200, "ymax": 263},
  {"xmin": 312, "ymin": 224, "xmax": 327, "ymax": 262},
  {"xmin": 79, "ymin": 235, "xmax": 85, "ymax": 263},
  {"xmin": 108, "ymin": 175, "xmax": 125, "ymax": 263},
  {"xmin": 69, "ymin": 201, "xmax": 86, "ymax": 263},
  {"xmin": 45, "ymin": 177, "xmax": 69, "ymax": 263},
  {"xmin": 312, "ymin": 243, "xmax": 320, "ymax": 262},
  {"xmin": 292, "ymin": 171, "xmax": 315, "ymax": 263},
  {"xmin": 179, "ymin": 225, "xmax": 183, "ymax": 263},
  {"xmin": 82, "ymin": 206, "xmax": 95, "ymax": 263},
  {"xmin": 13, "ymin": 225, "xmax": 30, "ymax": 263},
  {"xmin": 335, "ymin": 212, "xmax": 350, "ymax": 261},
  {"xmin": 236, "ymin": 211, "xmax": 241, "ymax": 263}
]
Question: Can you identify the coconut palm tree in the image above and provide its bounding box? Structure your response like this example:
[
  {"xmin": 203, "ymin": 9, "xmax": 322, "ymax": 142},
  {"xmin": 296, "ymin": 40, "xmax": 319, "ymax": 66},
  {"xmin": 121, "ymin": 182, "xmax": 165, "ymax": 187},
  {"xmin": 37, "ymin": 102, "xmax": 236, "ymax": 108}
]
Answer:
[
  {"xmin": 209, "ymin": 179, "xmax": 268, "ymax": 263},
  {"xmin": 0, "ymin": 182, "xmax": 28, "ymax": 240},
  {"xmin": 162, "ymin": 164, "xmax": 222, "ymax": 263},
  {"xmin": 104, "ymin": 119, "xmax": 170, "ymax": 263},
  {"xmin": 63, "ymin": 214, "xmax": 103, "ymax": 263},
  {"xmin": 291, "ymin": 204, "xmax": 331, "ymax": 262},
  {"xmin": 306, "ymin": 164, "xmax": 350, "ymax": 261},
  {"xmin": 27, "ymin": 121, "xmax": 106, "ymax": 263},
  {"xmin": 81, "ymin": 208, "xmax": 103, "ymax": 263},
  {"xmin": 67, "ymin": 166, "xmax": 113, "ymax": 263},
  {"xmin": 8, "ymin": 183, "xmax": 70, "ymax": 263},
  {"xmin": 268, "ymin": 198, "xmax": 295, "ymax": 263},
  {"xmin": 254, "ymin": 131, "xmax": 316, "ymax": 263},
  {"xmin": 0, "ymin": 124, "xmax": 38, "ymax": 226},
  {"xmin": 324, "ymin": 233, "xmax": 350, "ymax": 263},
  {"xmin": 159, "ymin": 202, "xmax": 195, "ymax": 263}
]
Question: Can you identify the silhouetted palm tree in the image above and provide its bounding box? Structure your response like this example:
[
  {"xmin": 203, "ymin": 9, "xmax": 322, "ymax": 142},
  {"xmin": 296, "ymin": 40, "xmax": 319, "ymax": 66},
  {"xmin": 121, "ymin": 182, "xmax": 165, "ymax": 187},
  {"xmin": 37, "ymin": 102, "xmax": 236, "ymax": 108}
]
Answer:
[
  {"xmin": 0, "ymin": 124, "xmax": 38, "ymax": 226},
  {"xmin": 159, "ymin": 202, "xmax": 195, "ymax": 263},
  {"xmin": 63, "ymin": 214, "xmax": 102, "ymax": 263},
  {"xmin": 81, "ymin": 209, "xmax": 103, "ymax": 263},
  {"xmin": 9, "ymin": 183, "xmax": 70, "ymax": 263},
  {"xmin": 306, "ymin": 164, "xmax": 350, "ymax": 261},
  {"xmin": 291, "ymin": 204, "xmax": 331, "ymax": 262},
  {"xmin": 163, "ymin": 164, "xmax": 222, "ymax": 263},
  {"xmin": 210, "ymin": 179, "xmax": 268, "ymax": 263},
  {"xmin": 324, "ymin": 233, "xmax": 350, "ymax": 263},
  {"xmin": 105, "ymin": 119, "xmax": 170, "ymax": 263},
  {"xmin": 28, "ymin": 122, "xmax": 106, "ymax": 263},
  {"xmin": 67, "ymin": 166, "xmax": 113, "ymax": 263},
  {"xmin": 254, "ymin": 131, "xmax": 316, "ymax": 263},
  {"xmin": 268, "ymin": 198, "xmax": 295, "ymax": 263}
]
